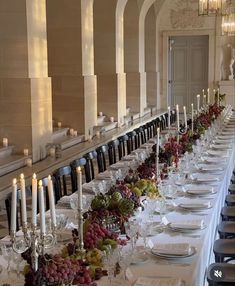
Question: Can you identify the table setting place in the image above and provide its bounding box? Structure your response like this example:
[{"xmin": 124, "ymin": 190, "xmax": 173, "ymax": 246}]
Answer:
[{"xmin": 1, "ymin": 105, "xmax": 235, "ymax": 286}]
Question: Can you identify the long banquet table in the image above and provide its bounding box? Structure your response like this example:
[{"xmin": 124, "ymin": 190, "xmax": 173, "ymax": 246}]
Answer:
[{"xmin": 0, "ymin": 109, "xmax": 235, "ymax": 286}]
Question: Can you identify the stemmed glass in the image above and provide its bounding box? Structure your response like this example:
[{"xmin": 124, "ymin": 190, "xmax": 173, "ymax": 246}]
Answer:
[
  {"xmin": 102, "ymin": 246, "xmax": 119, "ymax": 286},
  {"xmin": 124, "ymin": 220, "xmax": 139, "ymax": 253}
]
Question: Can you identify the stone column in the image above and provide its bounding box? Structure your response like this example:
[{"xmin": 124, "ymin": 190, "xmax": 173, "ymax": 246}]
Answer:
[
  {"xmin": 0, "ymin": 0, "xmax": 52, "ymax": 162},
  {"xmin": 94, "ymin": 0, "xmax": 126, "ymax": 124},
  {"xmin": 46, "ymin": 0, "xmax": 97, "ymax": 138}
]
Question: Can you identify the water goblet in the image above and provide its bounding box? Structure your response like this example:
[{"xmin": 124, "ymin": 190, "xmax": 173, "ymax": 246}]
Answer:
[{"xmin": 0, "ymin": 242, "xmax": 13, "ymax": 273}]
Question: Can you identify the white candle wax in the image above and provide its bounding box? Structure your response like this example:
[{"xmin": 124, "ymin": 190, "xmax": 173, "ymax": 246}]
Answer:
[
  {"xmin": 207, "ymin": 88, "xmax": 210, "ymax": 104},
  {"xmin": 48, "ymin": 175, "xmax": 56, "ymax": 227},
  {"xmin": 202, "ymin": 89, "xmax": 205, "ymax": 96},
  {"xmin": 183, "ymin": 106, "xmax": 187, "ymax": 129},
  {"xmin": 156, "ymin": 128, "xmax": 160, "ymax": 155},
  {"xmin": 10, "ymin": 179, "xmax": 17, "ymax": 232},
  {"xmin": 20, "ymin": 173, "xmax": 27, "ymax": 225},
  {"xmin": 191, "ymin": 103, "xmax": 194, "ymax": 133},
  {"xmin": 31, "ymin": 173, "xmax": 37, "ymax": 226},
  {"xmin": 176, "ymin": 104, "xmax": 180, "ymax": 131},
  {"xmin": 203, "ymin": 95, "xmax": 206, "ymax": 106},
  {"xmin": 73, "ymin": 130, "xmax": 78, "ymax": 136},
  {"xmin": 98, "ymin": 111, "xmax": 103, "ymax": 117},
  {"xmin": 76, "ymin": 167, "xmax": 82, "ymax": 211},
  {"xmin": 197, "ymin": 94, "xmax": 200, "ymax": 112},
  {"xmin": 213, "ymin": 89, "xmax": 216, "ymax": 104},
  {"xmin": 39, "ymin": 180, "xmax": 46, "ymax": 235},
  {"xmin": 217, "ymin": 88, "xmax": 220, "ymax": 105},
  {"xmin": 167, "ymin": 106, "xmax": 171, "ymax": 129},
  {"xmin": 3, "ymin": 138, "xmax": 8, "ymax": 147},
  {"xmin": 23, "ymin": 149, "xmax": 29, "ymax": 156},
  {"xmin": 57, "ymin": 122, "xmax": 62, "ymax": 128}
]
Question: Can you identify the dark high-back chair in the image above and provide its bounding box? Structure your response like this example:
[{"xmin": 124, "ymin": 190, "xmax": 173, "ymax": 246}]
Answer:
[
  {"xmin": 107, "ymin": 139, "xmax": 119, "ymax": 165},
  {"xmin": 126, "ymin": 130, "xmax": 137, "ymax": 154},
  {"xmin": 83, "ymin": 150, "xmax": 98, "ymax": 183},
  {"xmin": 53, "ymin": 165, "xmax": 73, "ymax": 203},
  {"xmin": 70, "ymin": 157, "xmax": 87, "ymax": 191},
  {"xmin": 117, "ymin": 134, "xmax": 128, "ymax": 160},
  {"xmin": 96, "ymin": 144, "xmax": 109, "ymax": 173}
]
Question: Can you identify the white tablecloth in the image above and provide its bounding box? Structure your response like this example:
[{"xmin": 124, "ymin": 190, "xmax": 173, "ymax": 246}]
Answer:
[{"xmin": 1, "ymin": 117, "xmax": 234, "ymax": 286}]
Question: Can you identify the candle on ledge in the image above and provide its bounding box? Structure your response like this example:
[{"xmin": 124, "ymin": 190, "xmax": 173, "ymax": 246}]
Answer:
[
  {"xmin": 191, "ymin": 103, "xmax": 194, "ymax": 133},
  {"xmin": 73, "ymin": 130, "xmax": 78, "ymax": 137},
  {"xmin": 10, "ymin": 178, "xmax": 17, "ymax": 232},
  {"xmin": 3, "ymin": 138, "xmax": 8, "ymax": 147},
  {"xmin": 176, "ymin": 104, "xmax": 180, "ymax": 132},
  {"xmin": 31, "ymin": 173, "xmax": 37, "ymax": 226},
  {"xmin": 207, "ymin": 88, "xmax": 210, "ymax": 104},
  {"xmin": 156, "ymin": 128, "xmax": 160, "ymax": 177},
  {"xmin": 98, "ymin": 111, "xmax": 103, "ymax": 117},
  {"xmin": 217, "ymin": 88, "xmax": 220, "ymax": 106},
  {"xmin": 39, "ymin": 180, "xmax": 46, "ymax": 235},
  {"xmin": 183, "ymin": 106, "xmax": 187, "ymax": 129},
  {"xmin": 196, "ymin": 94, "xmax": 200, "ymax": 112},
  {"xmin": 57, "ymin": 122, "xmax": 62, "ymax": 128},
  {"xmin": 69, "ymin": 128, "xmax": 74, "ymax": 136},
  {"xmin": 167, "ymin": 106, "xmax": 171, "ymax": 129},
  {"xmin": 202, "ymin": 89, "xmax": 205, "ymax": 97},
  {"xmin": 48, "ymin": 175, "xmax": 56, "ymax": 228},
  {"xmin": 76, "ymin": 167, "xmax": 82, "ymax": 211},
  {"xmin": 23, "ymin": 149, "xmax": 29, "ymax": 156},
  {"xmin": 20, "ymin": 173, "xmax": 27, "ymax": 225}
]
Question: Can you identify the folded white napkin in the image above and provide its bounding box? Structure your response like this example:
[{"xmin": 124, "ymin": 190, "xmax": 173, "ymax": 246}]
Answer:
[
  {"xmin": 134, "ymin": 277, "xmax": 183, "ymax": 286},
  {"xmin": 170, "ymin": 219, "xmax": 204, "ymax": 229},
  {"xmin": 152, "ymin": 243, "xmax": 190, "ymax": 256},
  {"xmin": 179, "ymin": 202, "xmax": 211, "ymax": 209},
  {"xmin": 211, "ymin": 144, "xmax": 231, "ymax": 150}
]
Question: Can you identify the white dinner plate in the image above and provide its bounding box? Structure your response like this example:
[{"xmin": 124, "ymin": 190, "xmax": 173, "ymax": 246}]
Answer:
[
  {"xmin": 168, "ymin": 223, "xmax": 206, "ymax": 232},
  {"xmin": 178, "ymin": 202, "xmax": 212, "ymax": 211},
  {"xmin": 191, "ymin": 174, "xmax": 219, "ymax": 183},
  {"xmin": 151, "ymin": 246, "xmax": 196, "ymax": 259},
  {"xmin": 186, "ymin": 188, "xmax": 216, "ymax": 196}
]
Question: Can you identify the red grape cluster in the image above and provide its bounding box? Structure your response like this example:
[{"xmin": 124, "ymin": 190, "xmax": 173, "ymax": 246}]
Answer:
[
  {"xmin": 84, "ymin": 222, "xmax": 109, "ymax": 249},
  {"xmin": 39, "ymin": 255, "xmax": 96, "ymax": 285},
  {"xmin": 137, "ymin": 163, "xmax": 155, "ymax": 179}
]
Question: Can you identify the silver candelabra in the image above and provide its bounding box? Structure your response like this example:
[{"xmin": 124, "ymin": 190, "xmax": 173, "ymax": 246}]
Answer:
[{"xmin": 10, "ymin": 222, "xmax": 56, "ymax": 272}]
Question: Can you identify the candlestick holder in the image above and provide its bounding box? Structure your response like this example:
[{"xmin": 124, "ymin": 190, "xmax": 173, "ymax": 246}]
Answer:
[
  {"xmin": 10, "ymin": 224, "xmax": 56, "ymax": 272},
  {"xmin": 77, "ymin": 207, "xmax": 86, "ymax": 260}
]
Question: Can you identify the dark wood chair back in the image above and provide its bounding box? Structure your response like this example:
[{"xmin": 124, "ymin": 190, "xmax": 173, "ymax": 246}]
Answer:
[
  {"xmin": 96, "ymin": 144, "xmax": 108, "ymax": 173},
  {"xmin": 53, "ymin": 165, "xmax": 73, "ymax": 202},
  {"xmin": 107, "ymin": 139, "xmax": 119, "ymax": 165},
  {"xmin": 70, "ymin": 157, "xmax": 87, "ymax": 191},
  {"xmin": 83, "ymin": 150, "xmax": 98, "ymax": 182},
  {"xmin": 117, "ymin": 134, "xmax": 128, "ymax": 160}
]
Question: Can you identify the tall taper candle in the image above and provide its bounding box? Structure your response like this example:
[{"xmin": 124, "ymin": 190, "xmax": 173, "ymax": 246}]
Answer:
[
  {"xmin": 207, "ymin": 88, "xmax": 210, "ymax": 104},
  {"xmin": 20, "ymin": 173, "xmax": 27, "ymax": 225},
  {"xmin": 183, "ymin": 106, "xmax": 187, "ymax": 129},
  {"xmin": 176, "ymin": 104, "xmax": 180, "ymax": 132},
  {"xmin": 48, "ymin": 175, "xmax": 56, "ymax": 227},
  {"xmin": 39, "ymin": 180, "xmax": 46, "ymax": 235},
  {"xmin": 156, "ymin": 128, "xmax": 160, "ymax": 177},
  {"xmin": 11, "ymin": 179, "xmax": 17, "ymax": 232},
  {"xmin": 197, "ymin": 94, "xmax": 200, "ymax": 112},
  {"xmin": 191, "ymin": 103, "xmax": 194, "ymax": 133},
  {"xmin": 167, "ymin": 106, "xmax": 171, "ymax": 129},
  {"xmin": 213, "ymin": 89, "xmax": 216, "ymax": 104},
  {"xmin": 31, "ymin": 173, "xmax": 37, "ymax": 226},
  {"xmin": 76, "ymin": 167, "xmax": 82, "ymax": 210}
]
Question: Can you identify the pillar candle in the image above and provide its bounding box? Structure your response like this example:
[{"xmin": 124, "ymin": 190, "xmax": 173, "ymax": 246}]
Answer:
[
  {"xmin": 48, "ymin": 175, "xmax": 56, "ymax": 227},
  {"xmin": 167, "ymin": 106, "xmax": 171, "ymax": 129},
  {"xmin": 197, "ymin": 94, "xmax": 200, "ymax": 112},
  {"xmin": 76, "ymin": 167, "xmax": 82, "ymax": 211},
  {"xmin": 176, "ymin": 104, "xmax": 180, "ymax": 132},
  {"xmin": 10, "ymin": 179, "xmax": 17, "ymax": 232},
  {"xmin": 31, "ymin": 173, "xmax": 37, "ymax": 226},
  {"xmin": 20, "ymin": 173, "xmax": 27, "ymax": 225},
  {"xmin": 3, "ymin": 138, "xmax": 8, "ymax": 147},
  {"xmin": 183, "ymin": 106, "xmax": 187, "ymax": 129},
  {"xmin": 39, "ymin": 180, "xmax": 46, "ymax": 235},
  {"xmin": 57, "ymin": 122, "xmax": 62, "ymax": 128},
  {"xmin": 202, "ymin": 89, "xmax": 205, "ymax": 97},
  {"xmin": 23, "ymin": 149, "xmax": 29, "ymax": 156},
  {"xmin": 191, "ymin": 103, "xmax": 194, "ymax": 133},
  {"xmin": 207, "ymin": 88, "xmax": 210, "ymax": 104}
]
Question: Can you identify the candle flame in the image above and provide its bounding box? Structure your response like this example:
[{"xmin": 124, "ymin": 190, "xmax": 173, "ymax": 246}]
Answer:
[
  {"xmin": 39, "ymin": 180, "xmax": 42, "ymax": 187},
  {"xmin": 20, "ymin": 173, "xmax": 24, "ymax": 179},
  {"xmin": 191, "ymin": 103, "xmax": 193, "ymax": 106},
  {"xmin": 13, "ymin": 178, "xmax": 17, "ymax": 185},
  {"xmin": 197, "ymin": 94, "xmax": 200, "ymax": 98},
  {"xmin": 77, "ymin": 166, "xmax": 81, "ymax": 173},
  {"xmin": 48, "ymin": 175, "xmax": 51, "ymax": 180},
  {"xmin": 33, "ymin": 173, "xmax": 36, "ymax": 179}
]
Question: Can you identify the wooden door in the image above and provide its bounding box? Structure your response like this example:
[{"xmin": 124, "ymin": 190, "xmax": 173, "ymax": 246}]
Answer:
[{"xmin": 169, "ymin": 35, "xmax": 209, "ymax": 109}]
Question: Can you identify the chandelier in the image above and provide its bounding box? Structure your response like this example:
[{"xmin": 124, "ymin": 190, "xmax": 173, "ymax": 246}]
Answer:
[
  {"xmin": 198, "ymin": 0, "xmax": 228, "ymax": 15},
  {"xmin": 222, "ymin": 4, "xmax": 235, "ymax": 35}
]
